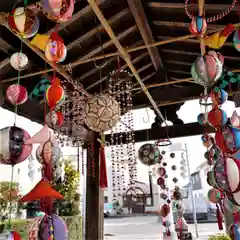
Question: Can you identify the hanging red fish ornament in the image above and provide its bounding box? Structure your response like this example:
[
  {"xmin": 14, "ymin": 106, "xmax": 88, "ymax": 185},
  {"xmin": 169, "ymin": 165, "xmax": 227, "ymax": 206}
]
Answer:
[{"xmin": 45, "ymin": 77, "xmax": 65, "ymax": 110}]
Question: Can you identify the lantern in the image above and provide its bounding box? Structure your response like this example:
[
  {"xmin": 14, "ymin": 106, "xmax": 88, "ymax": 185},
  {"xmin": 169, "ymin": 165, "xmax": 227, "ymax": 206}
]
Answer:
[
  {"xmin": 189, "ymin": 16, "xmax": 207, "ymax": 35},
  {"xmin": 233, "ymin": 30, "xmax": 240, "ymax": 52},
  {"xmin": 45, "ymin": 111, "xmax": 64, "ymax": 127},
  {"xmin": 10, "ymin": 52, "xmax": 28, "ymax": 71},
  {"xmin": 0, "ymin": 126, "xmax": 32, "ymax": 165},
  {"xmin": 191, "ymin": 51, "xmax": 223, "ymax": 86},
  {"xmin": 42, "ymin": 0, "xmax": 74, "ymax": 23},
  {"xmin": 208, "ymin": 108, "xmax": 227, "ymax": 128},
  {"xmin": 6, "ymin": 84, "xmax": 28, "ymax": 105},
  {"xmin": 84, "ymin": 94, "xmax": 121, "ymax": 132},
  {"xmin": 210, "ymin": 88, "xmax": 228, "ymax": 106},
  {"xmin": 138, "ymin": 143, "xmax": 161, "ymax": 166},
  {"xmin": 45, "ymin": 40, "xmax": 67, "ymax": 63},
  {"xmin": 8, "ymin": 7, "xmax": 39, "ymax": 38},
  {"xmin": 45, "ymin": 79, "xmax": 65, "ymax": 109}
]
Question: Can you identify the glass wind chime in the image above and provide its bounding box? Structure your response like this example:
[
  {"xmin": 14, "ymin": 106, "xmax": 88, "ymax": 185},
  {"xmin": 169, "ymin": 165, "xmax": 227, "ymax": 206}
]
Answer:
[{"xmin": 109, "ymin": 69, "xmax": 137, "ymax": 202}]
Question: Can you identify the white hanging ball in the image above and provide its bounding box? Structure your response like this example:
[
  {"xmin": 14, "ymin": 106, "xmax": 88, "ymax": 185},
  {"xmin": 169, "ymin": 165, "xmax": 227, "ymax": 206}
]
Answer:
[{"xmin": 10, "ymin": 52, "xmax": 28, "ymax": 71}]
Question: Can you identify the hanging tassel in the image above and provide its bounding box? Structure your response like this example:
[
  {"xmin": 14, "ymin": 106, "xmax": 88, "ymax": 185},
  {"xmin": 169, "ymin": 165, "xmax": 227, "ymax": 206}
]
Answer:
[
  {"xmin": 99, "ymin": 145, "xmax": 108, "ymax": 189},
  {"xmin": 216, "ymin": 204, "xmax": 223, "ymax": 230}
]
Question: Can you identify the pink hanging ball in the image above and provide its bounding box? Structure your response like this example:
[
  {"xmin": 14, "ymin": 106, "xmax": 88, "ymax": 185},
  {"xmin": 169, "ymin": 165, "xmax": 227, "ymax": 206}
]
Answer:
[{"xmin": 6, "ymin": 84, "xmax": 28, "ymax": 105}]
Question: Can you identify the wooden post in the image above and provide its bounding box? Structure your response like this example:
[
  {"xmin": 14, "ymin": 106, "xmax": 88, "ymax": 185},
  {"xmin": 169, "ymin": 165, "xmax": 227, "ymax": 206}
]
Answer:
[{"xmin": 85, "ymin": 132, "xmax": 104, "ymax": 240}]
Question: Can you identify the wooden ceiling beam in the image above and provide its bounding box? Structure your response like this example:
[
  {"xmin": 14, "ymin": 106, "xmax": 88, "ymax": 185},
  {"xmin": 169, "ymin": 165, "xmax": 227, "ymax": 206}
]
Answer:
[
  {"xmin": 166, "ymin": 60, "xmax": 192, "ymax": 66},
  {"xmin": 74, "ymin": 25, "xmax": 137, "ymax": 63},
  {"xmin": 0, "ymin": 58, "xmax": 9, "ymax": 70},
  {"xmin": 0, "ymin": 37, "xmax": 15, "ymax": 54},
  {"xmin": 148, "ymin": 2, "xmax": 237, "ymax": 11},
  {"xmin": 168, "ymin": 69, "xmax": 191, "ymax": 75},
  {"xmin": 127, "ymin": 0, "xmax": 163, "ymax": 71},
  {"xmin": 67, "ymin": 8, "xmax": 130, "ymax": 51}
]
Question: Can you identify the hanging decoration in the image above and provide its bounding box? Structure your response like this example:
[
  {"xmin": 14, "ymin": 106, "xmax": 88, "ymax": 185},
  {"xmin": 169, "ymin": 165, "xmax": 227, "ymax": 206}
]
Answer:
[
  {"xmin": 6, "ymin": 84, "xmax": 28, "ymax": 106},
  {"xmin": 29, "ymin": 77, "xmax": 51, "ymax": 101},
  {"xmin": 233, "ymin": 29, "xmax": 240, "ymax": 52},
  {"xmin": 10, "ymin": 52, "xmax": 28, "ymax": 71},
  {"xmin": 108, "ymin": 69, "xmax": 136, "ymax": 201},
  {"xmin": 45, "ymin": 111, "xmax": 64, "ymax": 128},
  {"xmin": 138, "ymin": 143, "xmax": 161, "ymax": 166},
  {"xmin": 189, "ymin": 16, "xmax": 207, "ymax": 35},
  {"xmin": 8, "ymin": 7, "xmax": 39, "ymax": 39}
]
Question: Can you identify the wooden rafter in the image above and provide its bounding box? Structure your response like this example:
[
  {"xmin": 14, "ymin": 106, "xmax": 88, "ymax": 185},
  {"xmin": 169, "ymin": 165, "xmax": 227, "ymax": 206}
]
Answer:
[
  {"xmin": 127, "ymin": 0, "xmax": 163, "ymax": 71},
  {"xmin": 0, "ymin": 58, "xmax": 9, "ymax": 70}
]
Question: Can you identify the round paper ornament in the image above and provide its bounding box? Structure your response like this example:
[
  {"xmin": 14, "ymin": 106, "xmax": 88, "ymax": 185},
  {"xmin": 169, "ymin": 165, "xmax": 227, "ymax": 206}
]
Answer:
[
  {"xmin": 189, "ymin": 16, "xmax": 207, "ymax": 35},
  {"xmin": 0, "ymin": 231, "xmax": 21, "ymax": 239},
  {"xmin": 233, "ymin": 30, "xmax": 240, "ymax": 52},
  {"xmin": 84, "ymin": 94, "xmax": 121, "ymax": 132},
  {"xmin": 210, "ymin": 88, "xmax": 228, "ymax": 106},
  {"xmin": 208, "ymin": 188, "xmax": 223, "ymax": 203},
  {"xmin": 158, "ymin": 167, "xmax": 166, "ymax": 177},
  {"xmin": 42, "ymin": 0, "xmax": 74, "ymax": 23},
  {"xmin": 138, "ymin": 143, "xmax": 161, "ymax": 166},
  {"xmin": 10, "ymin": 52, "xmax": 28, "ymax": 71},
  {"xmin": 197, "ymin": 113, "xmax": 208, "ymax": 126},
  {"xmin": 36, "ymin": 140, "xmax": 61, "ymax": 165},
  {"xmin": 45, "ymin": 111, "xmax": 64, "ymax": 127},
  {"xmin": 6, "ymin": 84, "xmax": 28, "ymax": 105},
  {"xmin": 0, "ymin": 126, "xmax": 32, "ymax": 165},
  {"xmin": 8, "ymin": 7, "xmax": 39, "ymax": 38},
  {"xmin": 191, "ymin": 51, "xmax": 223, "ymax": 86},
  {"xmin": 45, "ymin": 40, "xmax": 67, "ymax": 63},
  {"xmin": 160, "ymin": 204, "xmax": 170, "ymax": 217},
  {"xmin": 45, "ymin": 81, "xmax": 65, "ymax": 109},
  {"xmin": 207, "ymin": 108, "xmax": 227, "ymax": 128}
]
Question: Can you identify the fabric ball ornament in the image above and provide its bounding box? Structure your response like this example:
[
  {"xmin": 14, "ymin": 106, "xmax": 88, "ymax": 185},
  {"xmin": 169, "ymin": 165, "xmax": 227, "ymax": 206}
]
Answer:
[
  {"xmin": 45, "ymin": 81, "xmax": 65, "ymax": 110},
  {"xmin": 208, "ymin": 108, "xmax": 227, "ymax": 128},
  {"xmin": 197, "ymin": 113, "xmax": 208, "ymax": 126},
  {"xmin": 172, "ymin": 165, "xmax": 177, "ymax": 171},
  {"xmin": 45, "ymin": 40, "xmax": 67, "ymax": 63},
  {"xmin": 10, "ymin": 52, "xmax": 28, "ymax": 71},
  {"xmin": 42, "ymin": 0, "xmax": 74, "ymax": 23},
  {"xmin": 173, "ymin": 177, "xmax": 178, "ymax": 183},
  {"xmin": 208, "ymin": 188, "xmax": 223, "ymax": 203},
  {"xmin": 189, "ymin": 16, "xmax": 207, "ymax": 35},
  {"xmin": 191, "ymin": 51, "xmax": 223, "ymax": 86},
  {"xmin": 201, "ymin": 133, "xmax": 214, "ymax": 148},
  {"xmin": 158, "ymin": 167, "xmax": 166, "ymax": 177},
  {"xmin": 138, "ymin": 143, "xmax": 161, "ymax": 166},
  {"xmin": 170, "ymin": 153, "xmax": 175, "ymax": 158},
  {"xmin": 207, "ymin": 170, "xmax": 217, "ymax": 187},
  {"xmin": 85, "ymin": 94, "xmax": 120, "ymax": 132},
  {"xmin": 160, "ymin": 204, "xmax": 170, "ymax": 217},
  {"xmin": 160, "ymin": 192, "xmax": 168, "ymax": 200},
  {"xmin": 210, "ymin": 88, "xmax": 228, "ymax": 106},
  {"xmin": 8, "ymin": 7, "xmax": 39, "ymax": 38},
  {"xmin": 45, "ymin": 111, "xmax": 64, "ymax": 127},
  {"xmin": 0, "ymin": 231, "xmax": 21, "ymax": 239},
  {"xmin": 0, "ymin": 126, "xmax": 32, "ymax": 165},
  {"xmin": 6, "ymin": 84, "xmax": 28, "ymax": 105},
  {"xmin": 233, "ymin": 30, "xmax": 240, "ymax": 52}
]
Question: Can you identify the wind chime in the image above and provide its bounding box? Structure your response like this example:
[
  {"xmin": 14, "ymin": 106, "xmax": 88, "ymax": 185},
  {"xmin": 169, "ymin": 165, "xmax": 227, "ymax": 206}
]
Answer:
[{"xmin": 108, "ymin": 68, "xmax": 137, "ymax": 202}]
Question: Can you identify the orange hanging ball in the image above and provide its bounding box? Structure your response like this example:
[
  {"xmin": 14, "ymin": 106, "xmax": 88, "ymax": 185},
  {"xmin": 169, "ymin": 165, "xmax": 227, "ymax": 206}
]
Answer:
[{"xmin": 45, "ymin": 78, "xmax": 64, "ymax": 109}]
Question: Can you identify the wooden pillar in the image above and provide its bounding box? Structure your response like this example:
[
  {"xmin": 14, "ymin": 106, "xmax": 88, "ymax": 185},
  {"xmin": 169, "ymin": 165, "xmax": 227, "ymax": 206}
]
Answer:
[{"xmin": 85, "ymin": 132, "xmax": 104, "ymax": 240}]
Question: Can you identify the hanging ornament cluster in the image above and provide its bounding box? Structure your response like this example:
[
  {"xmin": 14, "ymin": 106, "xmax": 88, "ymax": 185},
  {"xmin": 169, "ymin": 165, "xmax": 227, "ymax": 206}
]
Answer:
[
  {"xmin": 138, "ymin": 143, "xmax": 161, "ymax": 166},
  {"xmin": 108, "ymin": 69, "xmax": 136, "ymax": 201},
  {"xmin": 191, "ymin": 51, "xmax": 224, "ymax": 87}
]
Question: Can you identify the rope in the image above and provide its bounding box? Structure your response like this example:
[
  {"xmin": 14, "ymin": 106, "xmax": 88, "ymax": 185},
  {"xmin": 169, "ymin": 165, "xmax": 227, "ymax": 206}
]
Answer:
[{"xmin": 7, "ymin": 166, "xmax": 14, "ymax": 230}]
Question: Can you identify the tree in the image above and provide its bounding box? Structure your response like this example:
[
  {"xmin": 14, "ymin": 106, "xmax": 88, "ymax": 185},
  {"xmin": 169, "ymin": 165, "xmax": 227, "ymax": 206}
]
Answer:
[{"xmin": 54, "ymin": 160, "xmax": 80, "ymax": 216}]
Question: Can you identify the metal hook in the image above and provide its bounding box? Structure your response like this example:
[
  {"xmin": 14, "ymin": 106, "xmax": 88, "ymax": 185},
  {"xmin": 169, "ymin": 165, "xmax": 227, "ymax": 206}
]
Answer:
[{"xmin": 143, "ymin": 108, "xmax": 150, "ymax": 123}]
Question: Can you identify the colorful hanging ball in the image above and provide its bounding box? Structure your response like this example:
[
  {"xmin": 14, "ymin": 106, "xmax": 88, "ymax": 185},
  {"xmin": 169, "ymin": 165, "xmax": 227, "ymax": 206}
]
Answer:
[
  {"xmin": 161, "ymin": 150, "xmax": 166, "ymax": 155},
  {"xmin": 42, "ymin": 0, "xmax": 74, "ymax": 23},
  {"xmin": 201, "ymin": 133, "xmax": 214, "ymax": 148},
  {"xmin": 160, "ymin": 192, "xmax": 168, "ymax": 200},
  {"xmin": 138, "ymin": 143, "xmax": 161, "ymax": 166},
  {"xmin": 45, "ymin": 79, "xmax": 65, "ymax": 109},
  {"xmin": 163, "ymin": 162, "xmax": 167, "ymax": 167},
  {"xmin": 45, "ymin": 111, "xmax": 64, "ymax": 127},
  {"xmin": 173, "ymin": 177, "xmax": 178, "ymax": 183},
  {"xmin": 233, "ymin": 30, "xmax": 240, "ymax": 52},
  {"xmin": 84, "ymin": 94, "xmax": 121, "ymax": 133},
  {"xmin": 6, "ymin": 84, "xmax": 28, "ymax": 105},
  {"xmin": 210, "ymin": 88, "xmax": 228, "ymax": 106},
  {"xmin": 45, "ymin": 40, "xmax": 67, "ymax": 63},
  {"xmin": 191, "ymin": 51, "xmax": 223, "ymax": 87},
  {"xmin": 207, "ymin": 108, "xmax": 228, "ymax": 128},
  {"xmin": 8, "ymin": 7, "xmax": 39, "ymax": 38},
  {"xmin": 208, "ymin": 188, "xmax": 223, "ymax": 203},
  {"xmin": 189, "ymin": 16, "xmax": 207, "ymax": 35},
  {"xmin": 197, "ymin": 113, "xmax": 208, "ymax": 126},
  {"xmin": 158, "ymin": 167, "xmax": 166, "ymax": 177},
  {"xmin": 160, "ymin": 204, "xmax": 170, "ymax": 217},
  {"xmin": 10, "ymin": 52, "xmax": 28, "ymax": 71},
  {"xmin": 170, "ymin": 152, "xmax": 175, "ymax": 158},
  {"xmin": 171, "ymin": 165, "xmax": 177, "ymax": 171},
  {"xmin": 0, "ymin": 126, "xmax": 32, "ymax": 165}
]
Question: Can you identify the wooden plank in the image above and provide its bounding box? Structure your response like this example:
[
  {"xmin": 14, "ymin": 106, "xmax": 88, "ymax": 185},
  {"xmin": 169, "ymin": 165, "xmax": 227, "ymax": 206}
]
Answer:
[
  {"xmin": 127, "ymin": 0, "xmax": 163, "ymax": 71},
  {"xmin": 0, "ymin": 58, "xmax": 9, "ymax": 70},
  {"xmin": 66, "ymin": 8, "xmax": 130, "ymax": 51},
  {"xmin": 0, "ymin": 38, "xmax": 15, "ymax": 54},
  {"xmin": 105, "ymin": 122, "xmax": 214, "ymax": 144}
]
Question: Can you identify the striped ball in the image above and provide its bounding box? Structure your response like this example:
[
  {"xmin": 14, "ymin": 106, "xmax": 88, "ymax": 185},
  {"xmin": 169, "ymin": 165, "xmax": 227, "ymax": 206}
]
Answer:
[{"xmin": 6, "ymin": 84, "xmax": 28, "ymax": 105}]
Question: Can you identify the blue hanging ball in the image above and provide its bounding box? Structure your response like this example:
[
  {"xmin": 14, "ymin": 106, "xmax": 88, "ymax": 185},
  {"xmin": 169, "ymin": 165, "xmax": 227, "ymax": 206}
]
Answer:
[{"xmin": 197, "ymin": 113, "xmax": 208, "ymax": 126}]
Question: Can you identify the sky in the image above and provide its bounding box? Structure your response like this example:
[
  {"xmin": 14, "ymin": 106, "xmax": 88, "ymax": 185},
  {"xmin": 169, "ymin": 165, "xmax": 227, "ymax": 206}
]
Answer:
[{"xmin": 0, "ymin": 99, "xmax": 237, "ymax": 193}]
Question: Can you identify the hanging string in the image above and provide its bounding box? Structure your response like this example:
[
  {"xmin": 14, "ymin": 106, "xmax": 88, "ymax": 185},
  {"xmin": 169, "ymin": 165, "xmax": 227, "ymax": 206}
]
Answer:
[
  {"xmin": 143, "ymin": 108, "xmax": 150, "ymax": 123},
  {"xmin": 7, "ymin": 166, "xmax": 14, "ymax": 229}
]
